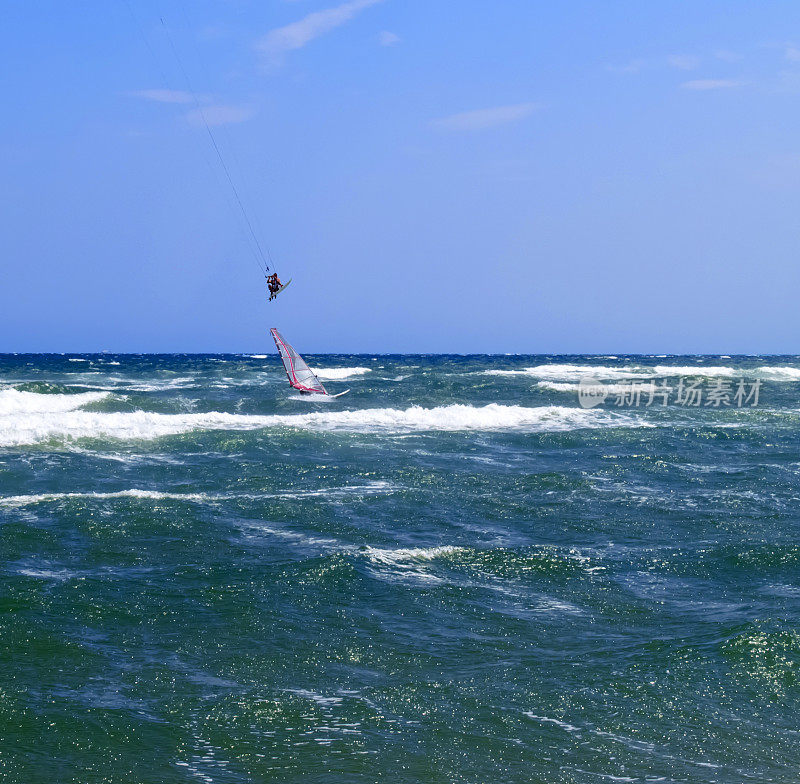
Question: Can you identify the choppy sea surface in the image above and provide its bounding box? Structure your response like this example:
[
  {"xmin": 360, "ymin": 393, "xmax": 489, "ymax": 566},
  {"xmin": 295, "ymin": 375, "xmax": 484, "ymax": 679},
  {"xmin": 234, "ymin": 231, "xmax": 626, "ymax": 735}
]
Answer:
[{"xmin": 2, "ymin": 353, "xmax": 799, "ymax": 783}]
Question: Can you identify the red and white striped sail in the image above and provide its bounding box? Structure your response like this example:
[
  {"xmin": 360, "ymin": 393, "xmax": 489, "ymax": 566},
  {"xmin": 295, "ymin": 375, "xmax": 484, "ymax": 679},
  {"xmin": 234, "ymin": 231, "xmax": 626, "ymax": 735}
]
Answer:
[{"xmin": 270, "ymin": 328, "xmax": 328, "ymax": 395}]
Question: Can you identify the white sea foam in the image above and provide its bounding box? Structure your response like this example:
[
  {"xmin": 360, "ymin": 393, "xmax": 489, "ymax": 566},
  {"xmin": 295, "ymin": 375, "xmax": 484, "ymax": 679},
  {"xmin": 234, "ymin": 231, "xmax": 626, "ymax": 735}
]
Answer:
[
  {"xmin": 16, "ymin": 567, "xmax": 76, "ymax": 581},
  {"xmin": 0, "ymin": 482, "xmax": 395, "ymax": 508},
  {"xmin": 288, "ymin": 482, "xmax": 396, "ymax": 499},
  {"xmin": 650, "ymin": 365, "xmax": 738, "ymax": 377},
  {"xmin": 285, "ymin": 689, "xmax": 344, "ymax": 708},
  {"xmin": 523, "ymin": 713, "xmax": 581, "ymax": 732},
  {"xmin": 64, "ymin": 376, "xmax": 200, "ymax": 393},
  {"xmin": 313, "ymin": 367, "xmax": 371, "ymax": 380},
  {"xmin": 537, "ymin": 381, "xmax": 655, "ymax": 394},
  {"xmin": 758, "ymin": 366, "xmax": 800, "ymax": 380},
  {"xmin": 108, "ymin": 376, "xmax": 198, "ymax": 392},
  {"xmin": 364, "ymin": 545, "xmax": 465, "ymax": 566},
  {"xmin": 249, "ymin": 354, "xmax": 268, "ymax": 359},
  {"xmin": 524, "ymin": 364, "xmax": 800, "ymax": 383},
  {"xmin": 362, "ymin": 545, "xmax": 464, "ymax": 585},
  {"xmin": 0, "ymin": 389, "xmax": 110, "ymax": 415},
  {"xmin": 0, "ymin": 402, "xmax": 645, "ymax": 446},
  {"xmin": 0, "ymin": 489, "xmax": 216, "ymax": 507},
  {"xmin": 486, "ymin": 363, "xmax": 750, "ymax": 381},
  {"xmin": 483, "ymin": 365, "xmax": 648, "ymax": 380}
]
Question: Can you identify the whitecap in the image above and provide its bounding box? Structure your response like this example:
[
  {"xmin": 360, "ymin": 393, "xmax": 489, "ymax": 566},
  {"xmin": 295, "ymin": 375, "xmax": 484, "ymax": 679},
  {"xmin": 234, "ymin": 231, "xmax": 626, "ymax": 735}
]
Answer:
[
  {"xmin": 110, "ymin": 377, "xmax": 198, "ymax": 392},
  {"xmin": 537, "ymin": 381, "xmax": 661, "ymax": 394},
  {"xmin": 0, "ymin": 482, "xmax": 395, "ymax": 507},
  {"xmin": 16, "ymin": 567, "xmax": 75, "ymax": 581},
  {"xmin": 0, "ymin": 489, "xmax": 216, "ymax": 507},
  {"xmin": 0, "ymin": 389, "xmax": 110, "ymax": 415},
  {"xmin": 650, "ymin": 365, "xmax": 738, "ymax": 377},
  {"xmin": 363, "ymin": 545, "xmax": 464, "ymax": 566},
  {"xmin": 0, "ymin": 403, "xmax": 648, "ymax": 446},
  {"xmin": 483, "ymin": 365, "xmax": 648, "ymax": 381},
  {"xmin": 361, "ymin": 545, "xmax": 463, "ymax": 586},
  {"xmin": 758, "ymin": 366, "xmax": 800, "ymax": 380},
  {"xmin": 284, "ymin": 689, "xmax": 344, "ymax": 708},
  {"xmin": 523, "ymin": 713, "xmax": 581, "ymax": 732},
  {"xmin": 313, "ymin": 367, "xmax": 371, "ymax": 380},
  {"xmin": 485, "ymin": 363, "xmax": 745, "ymax": 381}
]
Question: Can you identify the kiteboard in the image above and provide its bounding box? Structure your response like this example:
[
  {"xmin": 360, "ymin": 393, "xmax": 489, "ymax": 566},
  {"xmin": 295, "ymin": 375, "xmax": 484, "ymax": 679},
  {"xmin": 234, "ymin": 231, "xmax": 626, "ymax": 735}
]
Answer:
[{"xmin": 269, "ymin": 278, "xmax": 292, "ymax": 301}]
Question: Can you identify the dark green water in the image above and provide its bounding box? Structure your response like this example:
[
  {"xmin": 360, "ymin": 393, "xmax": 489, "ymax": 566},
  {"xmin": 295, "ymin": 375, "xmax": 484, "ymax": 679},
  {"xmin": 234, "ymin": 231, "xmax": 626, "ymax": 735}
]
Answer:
[{"xmin": 1, "ymin": 354, "xmax": 798, "ymax": 782}]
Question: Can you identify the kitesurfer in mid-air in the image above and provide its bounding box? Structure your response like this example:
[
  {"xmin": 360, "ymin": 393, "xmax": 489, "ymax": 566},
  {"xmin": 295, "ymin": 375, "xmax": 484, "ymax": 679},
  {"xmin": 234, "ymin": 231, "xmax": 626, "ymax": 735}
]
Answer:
[{"xmin": 266, "ymin": 272, "xmax": 282, "ymax": 301}]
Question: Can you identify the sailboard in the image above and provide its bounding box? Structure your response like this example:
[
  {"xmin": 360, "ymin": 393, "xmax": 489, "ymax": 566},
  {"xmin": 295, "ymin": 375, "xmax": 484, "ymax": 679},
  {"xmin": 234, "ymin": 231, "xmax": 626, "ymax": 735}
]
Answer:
[{"xmin": 271, "ymin": 328, "xmax": 343, "ymax": 396}]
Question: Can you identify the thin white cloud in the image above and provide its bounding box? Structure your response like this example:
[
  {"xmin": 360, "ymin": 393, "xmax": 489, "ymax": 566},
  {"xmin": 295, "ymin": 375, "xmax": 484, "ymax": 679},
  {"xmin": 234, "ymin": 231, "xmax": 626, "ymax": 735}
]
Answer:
[
  {"xmin": 606, "ymin": 59, "xmax": 646, "ymax": 74},
  {"xmin": 131, "ymin": 89, "xmax": 196, "ymax": 104},
  {"xmin": 667, "ymin": 54, "xmax": 700, "ymax": 70},
  {"xmin": 609, "ymin": 51, "xmax": 739, "ymax": 75},
  {"xmin": 187, "ymin": 105, "xmax": 254, "ymax": 127},
  {"xmin": 714, "ymin": 49, "xmax": 742, "ymax": 62},
  {"xmin": 680, "ymin": 79, "xmax": 745, "ymax": 90},
  {"xmin": 257, "ymin": 0, "xmax": 383, "ymax": 62},
  {"xmin": 378, "ymin": 30, "xmax": 400, "ymax": 47},
  {"xmin": 774, "ymin": 69, "xmax": 800, "ymax": 93},
  {"xmin": 431, "ymin": 102, "xmax": 541, "ymax": 132},
  {"xmin": 785, "ymin": 46, "xmax": 800, "ymax": 62}
]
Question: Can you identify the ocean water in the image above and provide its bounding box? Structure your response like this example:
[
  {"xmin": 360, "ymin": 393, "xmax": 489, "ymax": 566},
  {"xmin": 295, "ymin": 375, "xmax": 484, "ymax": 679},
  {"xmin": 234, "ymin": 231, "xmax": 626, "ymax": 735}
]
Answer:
[{"xmin": 1, "ymin": 353, "xmax": 799, "ymax": 783}]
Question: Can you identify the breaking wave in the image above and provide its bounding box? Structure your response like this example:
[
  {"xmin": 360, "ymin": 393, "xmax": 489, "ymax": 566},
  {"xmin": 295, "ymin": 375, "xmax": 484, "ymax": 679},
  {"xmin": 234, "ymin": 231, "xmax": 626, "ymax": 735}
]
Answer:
[
  {"xmin": 363, "ymin": 545, "xmax": 465, "ymax": 566},
  {"xmin": 650, "ymin": 365, "xmax": 739, "ymax": 377},
  {"xmin": 361, "ymin": 545, "xmax": 465, "ymax": 585},
  {"xmin": 485, "ymin": 364, "xmax": 769, "ymax": 381},
  {"xmin": 313, "ymin": 367, "xmax": 371, "ymax": 380},
  {"xmin": 483, "ymin": 364, "xmax": 646, "ymax": 380},
  {"xmin": 0, "ymin": 394, "xmax": 647, "ymax": 446},
  {"xmin": 537, "ymin": 381, "xmax": 650, "ymax": 394},
  {"xmin": 758, "ymin": 366, "xmax": 800, "ymax": 380},
  {"xmin": 0, "ymin": 389, "xmax": 110, "ymax": 415}
]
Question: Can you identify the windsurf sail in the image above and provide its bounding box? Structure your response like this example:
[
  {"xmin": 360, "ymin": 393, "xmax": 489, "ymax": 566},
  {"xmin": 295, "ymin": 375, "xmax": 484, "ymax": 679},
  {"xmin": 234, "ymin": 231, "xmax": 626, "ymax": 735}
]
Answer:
[{"xmin": 270, "ymin": 328, "xmax": 328, "ymax": 394}]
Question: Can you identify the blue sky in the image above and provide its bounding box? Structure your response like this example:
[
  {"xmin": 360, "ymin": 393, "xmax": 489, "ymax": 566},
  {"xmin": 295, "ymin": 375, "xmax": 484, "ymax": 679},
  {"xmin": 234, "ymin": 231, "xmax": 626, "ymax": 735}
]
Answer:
[{"xmin": 2, "ymin": 1, "xmax": 800, "ymax": 353}]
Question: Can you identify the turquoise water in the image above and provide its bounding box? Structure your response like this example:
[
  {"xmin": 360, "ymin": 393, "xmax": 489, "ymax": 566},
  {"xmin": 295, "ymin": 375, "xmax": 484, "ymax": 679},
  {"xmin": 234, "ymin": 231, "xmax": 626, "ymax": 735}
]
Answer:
[{"xmin": 1, "ymin": 354, "xmax": 799, "ymax": 782}]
